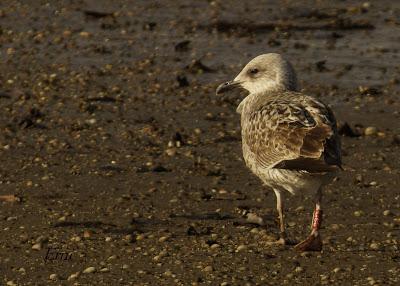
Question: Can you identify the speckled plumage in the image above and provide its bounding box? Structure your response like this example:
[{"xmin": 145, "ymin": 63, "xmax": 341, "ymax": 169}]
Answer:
[
  {"xmin": 216, "ymin": 53, "xmax": 342, "ymax": 250},
  {"xmin": 239, "ymin": 90, "xmax": 341, "ymax": 195}
]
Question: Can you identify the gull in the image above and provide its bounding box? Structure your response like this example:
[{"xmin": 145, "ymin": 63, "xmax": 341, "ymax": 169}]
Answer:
[{"xmin": 216, "ymin": 53, "xmax": 341, "ymax": 251}]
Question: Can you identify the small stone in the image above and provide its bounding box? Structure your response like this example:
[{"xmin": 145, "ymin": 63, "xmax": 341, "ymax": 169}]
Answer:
[
  {"xmin": 136, "ymin": 234, "xmax": 145, "ymax": 240},
  {"xmin": 221, "ymin": 282, "xmax": 230, "ymax": 286},
  {"xmin": 68, "ymin": 272, "xmax": 80, "ymax": 280},
  {"xmin": 100, "ymin": 268, "xmax": 109, "ymax": 272},
  {"xmin": 83, "ymin": 267, "xmax": 96, "ymax": 274},
  {"xmin": 320, "ymin": 274, "xmax": 328, "ymax": 280},
  {"xmin": 49, "ymin": 274, "xmax": 58, "ymax": 280},
  {"xmin": 153, "ymin": 255, "xmax": 162, "ymax": 261},
  {"xmin": 83, "ymin": 230, "xmax": 92, "ymax": 238},
  {"xmin": 236, "ymin": 245, "xmax": 247, "ymax": 252},
  {"xmin": 165, "ymin": 148, "xmax": 176, "ymax": 156},
  {"xmin": 354, "ymin": 210, "xmax": 364, "ymax": 217},
  {"xmin": 105, "ymin": 236, "xmax": 112, "ymax": 242},
  {"xmin": 32, "ymin": 243, "xmax": 42, "ymax": 250},
  {"xmin": 210, "ymin": 243, "xmax": 220, "ymax": 250},
  {"xmin": 369, "ymin": 242, "xmax": 381, "ymax": 250},
  {"xmin": 246, "ymin": 213, "xmax": 264, "ymax": 225},
  {"xmin": 79, "ymin": 31, "xmax": 91, "ymax": 37},
  {"xmin": 203, "ymin": 266, "xmax": 213, "ymax": 272},
  {"xmin": 333, "ymin": 267, "xmax": 342, "ymax": 273},
  {"xmin": 124, "ymin": 234, "xmax": 135, "ymax": 243},
  {"xmin": 6, "ymin": 281, "xmax": 16, "ymax": 286},
  {"xmin": 164, "ymin": 270, "xmax": 173, "ymax": 276},
  {"xmin": 364, "ymin": 126, "xmax": 377, "ymax": 136},
  {"xmin": 159, "ymin": 236, "xmax": 169, "ymax": 242},
  {"xmin": 367, "ymin": 277, "xmax": 376, "ymax": 285},
  {"xmin": 383, "ymin": 210, "xmax": 391, "ymax": 216},
  {"xmin": 295, "ymin": 266, "xmax": 304, "ymax": 273},
  {"xmin": 250, "ymin": 228, "xmax": 259, "ymax": 234},
  {"xmin": 85, "ymin": 118, "xmax": 97, "ymax": 125},
  {"xmin": 122, "ymin": 264, "xmax": 129, "ymax": 269}
]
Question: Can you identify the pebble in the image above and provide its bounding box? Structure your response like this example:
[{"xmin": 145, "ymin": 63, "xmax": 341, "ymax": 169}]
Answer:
[
  {"xmin": 369, "ymin": 242, "xmax": 381, "ymax": 250},
  {"xmin": 320, "ymin": 274, "xmax": 328, "ymax": 280},
  {"xmin": 86, "ymin": 118, "xmax": 97, "ymax": 125},
  {"xmin": 333, "ymin": 267, "xmax": 342, "ymax": 273},
  {"xmin": 49, "ymin": 274, "xmax": 58, "ymax": 280},
  {"xmin": 6, "ymin": 281, "xmax": 16, "ymax": 286},
  {"xmin": 203, "ymin": 266, "xmax": 213, "ymax": 272},
  {"xmin": 6, "ymin": 216, "xmax": 17, "ymax": 221},
  {"xmin": 236, "ymin": 245, "xmax": 247, "ymax": 252},
  {"xmin": 83, "ymin": 230, "xmax": 92, "ymax": 238},
  {"xmin": 79, "ymin": 31, "xmax": 91, "ymax": 37},
  {"xmin": 354, "ymin": 210, "xmax": 364, "ymax": 217},
  {"xmin": 159, "ymin": 236, "xmax": 169, "ymax": 242},
  {"xmin": 364, "ymin": 126, "xmax": 377, "ymax": 136},
  {"xmin": 210, "ymin": 243, "xmax": 220, "ymax": 250},
  {"xmin": 68, "ymin": 272, "xmax": 80, "ymax": 280},
  {"xmin": 250, "ymin": 227, "xmax": 259, "ymax": 234},
  {"xmin": 383, "ymin": 210, "xmax": 391, "ymax": 216},
  {"xmin": 221, "ymin": 282, "xmax": 230, "ymax": 286},
  {"xmin": 136, "ymin": 234, "xmax": 145, "ymax": 240},
  {"xmin": 83, "ymin": 267, "xmax": 96, "ymax": 274},
  {"xmin": 246, "ymin": 213, "xmax": 264, "ymax": 225},
  {"xmin": 165, "ymin": 148, "xmax": 176, "ymax": 156},
  {"xmin": 100, "ymin": 267, "xmax": 109, "ymax": 272},
  {"xmin": 295, "ymin": 266, "xmax": 304, "ymax": 273},
  {"xmin": 124, "ymin": 234, "xmax": 135, "ymax": 243},
  {"xmin": 32, "ymin": 243, "xmax": 42, "ymax": 250}
]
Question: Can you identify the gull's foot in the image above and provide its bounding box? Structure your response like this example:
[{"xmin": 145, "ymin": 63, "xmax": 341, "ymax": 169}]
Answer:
[{"xmin": 294, "ymin": 233, "xmax": 322, "ymax": 251}]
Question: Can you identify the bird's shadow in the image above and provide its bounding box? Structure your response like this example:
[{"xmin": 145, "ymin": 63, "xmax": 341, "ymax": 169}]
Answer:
[{"xmin": 51, "ymin": 211, "xmax": 277, "ymax": 236}]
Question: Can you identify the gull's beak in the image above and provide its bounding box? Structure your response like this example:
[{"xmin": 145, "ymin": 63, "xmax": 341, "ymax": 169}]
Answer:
[{"xmin": 216, "ymin": 80, "xmax": 241, "ymax": 95}]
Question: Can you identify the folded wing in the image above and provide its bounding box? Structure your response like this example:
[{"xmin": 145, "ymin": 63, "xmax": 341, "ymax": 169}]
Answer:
[{"xmin": 242, "ymin": 94, "xmax": 341, "ymax": 173}]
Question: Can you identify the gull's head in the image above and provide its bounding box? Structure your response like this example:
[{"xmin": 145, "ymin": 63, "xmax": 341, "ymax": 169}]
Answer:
[{"xmin": 216, "ymin": 53, "xmax": 298, "ymax": 95}]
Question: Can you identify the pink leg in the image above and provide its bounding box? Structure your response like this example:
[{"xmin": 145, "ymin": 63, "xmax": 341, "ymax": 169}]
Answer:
[{"xmin": 294, "ymin": 188, "xmax": 323, "ymax": 251}]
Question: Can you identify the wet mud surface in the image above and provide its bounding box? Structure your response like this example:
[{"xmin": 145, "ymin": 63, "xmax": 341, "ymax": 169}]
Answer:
[{"xmin": 0, "ymin": 1, "xmax": 399, "ymax": 285}]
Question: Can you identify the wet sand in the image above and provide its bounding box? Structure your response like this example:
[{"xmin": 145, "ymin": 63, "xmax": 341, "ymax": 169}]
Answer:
[{"xmin": 0, "ymin": 1, "xmax": 399, "ymax": 285}]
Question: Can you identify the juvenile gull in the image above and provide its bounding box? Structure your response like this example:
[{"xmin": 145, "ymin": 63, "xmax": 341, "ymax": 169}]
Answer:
[{"xmin": 216, "ymin": 53, "xmax": 341, "ymax": 251}]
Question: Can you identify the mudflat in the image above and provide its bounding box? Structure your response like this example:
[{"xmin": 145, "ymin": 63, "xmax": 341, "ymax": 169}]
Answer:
[{"xmin": 0, "ymin": 1, "xmax": 399, "ymax": 285}]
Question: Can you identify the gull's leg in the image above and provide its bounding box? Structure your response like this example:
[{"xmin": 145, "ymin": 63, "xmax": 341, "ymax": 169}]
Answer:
[
  {"xmin": 261, "ymin": 189, "xmax": 288, "ymax": 246},
  {"xmin": 275, "ymin": 189, "xmax": 286, "ymax": 244},
  {"xmin": 294, "ymin": 188, "xmax": 323, "ymax": 251}
]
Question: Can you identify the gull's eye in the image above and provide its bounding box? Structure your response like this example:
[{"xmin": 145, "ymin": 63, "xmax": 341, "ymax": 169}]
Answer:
[{"xmin": 249, "ymin": 68, "xmax": 259, "ymax": 75}]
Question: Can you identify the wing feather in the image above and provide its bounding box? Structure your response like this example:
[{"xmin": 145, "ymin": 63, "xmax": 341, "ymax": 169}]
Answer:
[{"xmin": 242, "ymin": 93, "xmax": 341, "ymax": 173}]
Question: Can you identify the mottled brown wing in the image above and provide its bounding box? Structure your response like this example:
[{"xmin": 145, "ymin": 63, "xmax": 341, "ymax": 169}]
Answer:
[{"xmin": 243, "ymin": 98, "xmax": 341, "ymax": 172}]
